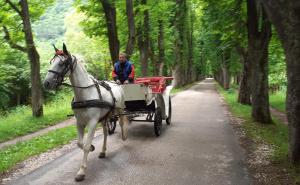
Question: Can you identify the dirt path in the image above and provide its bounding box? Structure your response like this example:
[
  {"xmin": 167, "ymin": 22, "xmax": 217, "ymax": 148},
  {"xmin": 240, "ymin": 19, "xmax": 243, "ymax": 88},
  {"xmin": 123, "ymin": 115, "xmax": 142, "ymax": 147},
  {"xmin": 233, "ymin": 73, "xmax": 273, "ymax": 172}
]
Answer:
[{"xmin": 270, "ymin": 107, "xmax": 288, "ymax": 125}]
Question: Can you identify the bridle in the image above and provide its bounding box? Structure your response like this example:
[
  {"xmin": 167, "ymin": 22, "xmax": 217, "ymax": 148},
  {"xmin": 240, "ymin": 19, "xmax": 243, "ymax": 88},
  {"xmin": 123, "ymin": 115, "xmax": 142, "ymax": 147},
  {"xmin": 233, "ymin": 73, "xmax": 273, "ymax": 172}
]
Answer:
[
  {"xmin": 48, "ymin": 51, "xmax": 77, "ymax": 88},
  {"xmin": 48, "ymin": 51, "xmax": 97, "ymax": 89}
]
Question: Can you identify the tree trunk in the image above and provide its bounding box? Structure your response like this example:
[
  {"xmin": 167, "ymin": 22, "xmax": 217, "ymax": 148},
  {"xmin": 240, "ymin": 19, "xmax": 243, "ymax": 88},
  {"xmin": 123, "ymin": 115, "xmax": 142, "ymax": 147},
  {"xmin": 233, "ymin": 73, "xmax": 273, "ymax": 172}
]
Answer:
[
  {"xmin": 20, "ymin": 0, "xmax": 43, "ymax": 117},
  {"xmin": 173, "ymin": 0, "xmax": 187, "ymax": 87},
  {"xmin": 220, "ymin": 51, "xmax": 230, "ymax": 90},
  {"xmin": 149, "ymin": 40, "xmax": 158, "ymax": 76},
  {"xmin": 236, "ymin": 47, "xmax": 252, "ymax": 105},
  {"xmin": 247, "ymin": 0, "xmax": 272, "ymax": 123},
  {"xmin": 157, "ymin": 20, "xmax": 165, "ymax": 76},
  {"xmin": 286, "ymin": 41, "xmax": 300, "ymax": 164},
  {"xmin": 260, "ymin": 0, "xmax": 300, "ymax": 164},
  {"xmin": 137, "ymin": 0, "xmax": 150, "ymax": 76},
  {"xmin": 238, "ymin": 57, "xmax": 252, "ymax": 105},
  {"xmin": 100, "ymin": 0, "xmax": 120, "ymax": 64},
  {"xmin": 222, "ymin": 66, "xmax": 230, "ymax": 90},
  {"xmin": 125, "ymin": 0, "xmax": 135, "ymax": 56},
  {"xmin": 186, "ymin": 12, "xmax": 194, "ymax": 84},
  {"xmin": 172, "ymin": 66, "xmax": 180, "ymax": 87},
  {"xmin": 234, "ymin": 0, "xmax": 251, "ymax": 105}
]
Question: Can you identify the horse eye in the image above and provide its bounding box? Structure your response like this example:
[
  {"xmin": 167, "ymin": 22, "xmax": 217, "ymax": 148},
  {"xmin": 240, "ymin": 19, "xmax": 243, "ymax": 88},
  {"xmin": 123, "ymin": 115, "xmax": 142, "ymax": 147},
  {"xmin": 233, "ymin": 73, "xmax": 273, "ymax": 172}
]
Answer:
[{"xmin": 59, "ymin": 61, "xmax": 65, "ymax": 66}]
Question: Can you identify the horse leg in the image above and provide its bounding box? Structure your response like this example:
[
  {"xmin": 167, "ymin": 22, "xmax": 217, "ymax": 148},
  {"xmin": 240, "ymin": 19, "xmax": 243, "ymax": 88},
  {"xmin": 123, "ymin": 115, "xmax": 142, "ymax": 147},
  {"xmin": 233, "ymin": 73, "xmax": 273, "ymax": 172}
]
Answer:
[
  {"xmin": 75, "ymin": 121, "xmax": 97, "ymax": 182},
  {"xmin": 76, "ymin": 123, "xmax": 85, "ymax": 150},
  {"xmin": 99, "ymin": 121, "xmax": 108, "ymax": 158},
  {"xmin": 119, "ymin": 115, "xmax": 128, "ymax": 141}
]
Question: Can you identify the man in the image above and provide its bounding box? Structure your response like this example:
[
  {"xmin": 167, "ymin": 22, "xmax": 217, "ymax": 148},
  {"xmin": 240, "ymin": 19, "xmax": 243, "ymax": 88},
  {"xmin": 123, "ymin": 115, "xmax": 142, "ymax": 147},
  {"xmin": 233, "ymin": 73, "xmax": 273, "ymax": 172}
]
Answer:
[{"xmin": 112, "ymin": 53, "xmax": 135, "ymax": 84}]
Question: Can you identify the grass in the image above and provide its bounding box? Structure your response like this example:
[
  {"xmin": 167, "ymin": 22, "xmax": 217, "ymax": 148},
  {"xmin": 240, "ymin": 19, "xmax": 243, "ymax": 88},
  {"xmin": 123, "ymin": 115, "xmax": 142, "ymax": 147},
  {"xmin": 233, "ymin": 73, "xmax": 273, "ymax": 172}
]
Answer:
[
  {"xmin": 269, "ymin": 91, "xmax": 286, "ymax": 113},
  {"xmin": 0, "ymin": 90, "xmax": 73, "ymax": 143},
  {"xmin": 217, "ymin": 85, "xmax": 289, "ymax": 161},
  {"xmin": 0, "ymin": 125, "xmax": 77, "ymax": 173},
  {"xmin": 216, "ymin": 85, "xmax": 300, "ymax": 182}
]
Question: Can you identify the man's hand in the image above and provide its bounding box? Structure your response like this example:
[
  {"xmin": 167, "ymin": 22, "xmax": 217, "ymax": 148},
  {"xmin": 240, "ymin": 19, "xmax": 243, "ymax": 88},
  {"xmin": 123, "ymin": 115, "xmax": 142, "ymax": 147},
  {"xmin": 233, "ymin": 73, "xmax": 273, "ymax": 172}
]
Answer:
[
  {"xmin": 124, "ymin": 80, "xmax": 129, "ymax": 84},
  {"xmin": 116, "ymin": 80, "xmax": 121, "ymax": 84}
]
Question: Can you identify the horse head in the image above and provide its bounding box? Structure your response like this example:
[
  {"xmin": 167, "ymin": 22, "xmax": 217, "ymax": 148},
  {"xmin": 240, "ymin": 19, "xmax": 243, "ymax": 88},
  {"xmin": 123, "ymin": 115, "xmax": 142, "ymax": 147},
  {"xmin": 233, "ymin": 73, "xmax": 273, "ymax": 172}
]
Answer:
[{"xmin": 43, "ymin": 43, "xmax": 76, "ymax": 90}]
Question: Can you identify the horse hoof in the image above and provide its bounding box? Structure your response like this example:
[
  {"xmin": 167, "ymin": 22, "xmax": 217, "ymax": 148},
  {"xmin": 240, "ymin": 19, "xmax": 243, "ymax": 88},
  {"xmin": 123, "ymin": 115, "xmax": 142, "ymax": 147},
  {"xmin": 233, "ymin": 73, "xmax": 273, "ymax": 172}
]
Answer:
[
  {"xmin": 99, "ymin": 152, "xmax": 106, "ymax": 158},
  {"xmin": 75, "ymin": 174, "xmax": 85, "ymax": 182},
  {"xmin": 122, "ymin": 135, "xmax": 127, "ymax": 141},
  {"xmin": 90, "ymin": 145, "xmax": 95, "ymax": 152}
]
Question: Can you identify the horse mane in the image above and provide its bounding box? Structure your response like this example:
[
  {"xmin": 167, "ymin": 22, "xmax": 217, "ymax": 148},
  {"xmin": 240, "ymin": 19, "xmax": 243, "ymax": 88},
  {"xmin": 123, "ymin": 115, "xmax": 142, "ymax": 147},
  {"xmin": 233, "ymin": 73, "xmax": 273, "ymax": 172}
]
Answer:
[{"xmin": 74, "ymin": 55, "xmax": 88, "ymax": 73}]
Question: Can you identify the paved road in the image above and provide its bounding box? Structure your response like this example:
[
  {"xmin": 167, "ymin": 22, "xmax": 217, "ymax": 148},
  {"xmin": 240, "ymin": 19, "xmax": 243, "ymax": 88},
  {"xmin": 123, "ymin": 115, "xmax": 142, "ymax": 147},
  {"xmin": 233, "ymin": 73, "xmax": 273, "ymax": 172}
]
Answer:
[{"xmin": 9, "ymin": 79, "xmax": 251, "ymax": 185}]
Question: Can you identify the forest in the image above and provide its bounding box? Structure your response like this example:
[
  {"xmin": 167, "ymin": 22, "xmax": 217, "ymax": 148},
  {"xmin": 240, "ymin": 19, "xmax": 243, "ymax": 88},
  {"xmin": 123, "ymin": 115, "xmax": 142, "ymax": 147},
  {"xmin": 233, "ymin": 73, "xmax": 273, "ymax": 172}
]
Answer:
[{"xmin": 0, "ymin": 0, "xmax": 299, "ymax": 173}]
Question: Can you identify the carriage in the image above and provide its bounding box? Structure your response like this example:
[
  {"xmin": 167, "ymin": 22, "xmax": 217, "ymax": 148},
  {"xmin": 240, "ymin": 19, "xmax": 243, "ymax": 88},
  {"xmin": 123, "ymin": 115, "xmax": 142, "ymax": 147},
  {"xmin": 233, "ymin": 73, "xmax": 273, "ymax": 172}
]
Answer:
[{"xmin": 107, "ymin": 76, "xmax": 173, "ymax": 136}]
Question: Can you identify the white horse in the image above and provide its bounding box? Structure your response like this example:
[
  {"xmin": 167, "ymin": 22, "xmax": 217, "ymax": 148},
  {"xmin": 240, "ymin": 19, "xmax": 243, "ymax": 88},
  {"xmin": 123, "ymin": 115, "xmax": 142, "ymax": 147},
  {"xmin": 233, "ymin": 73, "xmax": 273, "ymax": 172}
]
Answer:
[{"xmin": 43, "ymin": 44, "xmax": 128, "ymax": 182}]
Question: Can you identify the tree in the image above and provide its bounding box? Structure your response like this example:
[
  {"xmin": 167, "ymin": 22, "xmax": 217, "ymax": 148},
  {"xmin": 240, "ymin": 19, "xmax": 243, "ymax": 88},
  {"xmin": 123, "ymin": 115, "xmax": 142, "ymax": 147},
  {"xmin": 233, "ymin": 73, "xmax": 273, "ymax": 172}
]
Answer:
[
  {"xmin": 233, "ymin": 0, "xmax": 252, "ymax": 105},
  {"xmin": 100, "ymin": 0, "xmax": 120, "ymax": 64},
  {"xmin": 1, "ymin": 0, "xmax": 53, "ymax": 117},
  {"xmin": 237, "ymin": 44, "xmax": 252, "ymax": 105},
  {"xmin": 247, "ymin": 0, "xmax": 272, "ymax": 124},
  {"xmin": 0, "ymin": 47, "xmax": 29, "ymax": 110},
  {"xmin": 157, "ymin": 19, "xmax": 165, "ymax": 76},
  {"xmin": 200, "ymin": 0, "xmax": 238, "ymax": 90},
  {"xmin": 172, "ymin": 0, "xmax": 188, "ymax": 87},
  {"xmin": 125, "ymin": 0, "xmax": 135, "ymax": 56},
  {"xmin": 136, "ymin": 0, "xmax": 150, "ymax": 76},
  {"xmin": 260, "ymin": 0, "xmax": 300, "ymax": 164}
]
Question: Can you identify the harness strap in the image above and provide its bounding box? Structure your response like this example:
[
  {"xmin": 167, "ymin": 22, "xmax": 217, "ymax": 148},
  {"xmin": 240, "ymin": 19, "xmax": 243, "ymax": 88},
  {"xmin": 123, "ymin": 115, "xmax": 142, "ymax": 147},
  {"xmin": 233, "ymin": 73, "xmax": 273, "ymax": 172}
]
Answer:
[
  {"xmin": 71, "ymin": 99, "xmax": 113, "ymax": 109},
  {"xmin": 93, "ymin": 79, "xmax": 103, "ymax": 102},
  {"xmin": 61, "ymin": 82, "xmax": 95, "ymax": 89},
  {"xmin": 71, "ymin": 80, "xmax": 117, "ymax": 122},
  {"xmin": 71, "ymin": 81, "xmax": 116, "ymax": 108},
  {"xmin": 99, "ymin": 80, "xmax": 116, "ymax": 108}
]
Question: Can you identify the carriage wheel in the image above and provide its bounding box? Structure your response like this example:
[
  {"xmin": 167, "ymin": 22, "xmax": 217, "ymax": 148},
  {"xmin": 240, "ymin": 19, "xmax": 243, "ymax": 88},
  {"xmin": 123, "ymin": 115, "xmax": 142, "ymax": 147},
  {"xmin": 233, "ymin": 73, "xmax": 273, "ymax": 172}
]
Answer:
[
  {"xmin": 154, "ymin": 107, "xmax": 162, "ymax": 137},
  {"xmin": 107, "ymin": 118, "xmax": 117, "ymax": 135},
  {"xmin": 166, "ymin": 97, "xmax": 172, "ymax": 125}
]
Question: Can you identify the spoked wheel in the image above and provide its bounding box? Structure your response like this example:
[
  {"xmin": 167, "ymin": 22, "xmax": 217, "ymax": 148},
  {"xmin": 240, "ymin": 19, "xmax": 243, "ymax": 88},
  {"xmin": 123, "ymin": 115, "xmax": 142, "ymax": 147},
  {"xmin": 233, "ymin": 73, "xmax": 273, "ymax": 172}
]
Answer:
[
  {"xmin": 166, "ymin": 97, "xmax": 172, "ymax": 125},
  {"xmin": 107, "ymin": 118, "xmax": 117, "ymax": 135},
  {"xmin": 154, "ymin": 107, "xmax": 163, "ymax": 137}
]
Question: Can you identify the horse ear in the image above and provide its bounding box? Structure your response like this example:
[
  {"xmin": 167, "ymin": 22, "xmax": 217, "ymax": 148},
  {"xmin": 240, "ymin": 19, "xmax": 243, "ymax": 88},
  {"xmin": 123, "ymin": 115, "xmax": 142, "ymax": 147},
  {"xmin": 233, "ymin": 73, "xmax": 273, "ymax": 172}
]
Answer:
[
  {"xmin": 52, "ymin": 44, "xmax": 58, "ymax": 52},
  {"xmin": 62, "ymin": 43, "xmax": 69, "ymax": 55}
]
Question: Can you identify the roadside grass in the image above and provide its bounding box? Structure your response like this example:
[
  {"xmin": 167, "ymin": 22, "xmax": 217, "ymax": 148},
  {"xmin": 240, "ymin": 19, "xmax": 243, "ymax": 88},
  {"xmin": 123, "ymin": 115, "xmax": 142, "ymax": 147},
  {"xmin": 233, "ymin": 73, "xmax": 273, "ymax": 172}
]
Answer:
[
  {"xmin": 170, "ymin": 82, "xmax": 198, "ymax": 94},
  {"xmin": 0, "ymin": 125, "xmax": 77, "ymax": 173},
  {"xmin": 217, "ymin": 85, "xmax": 288, "ymax": 160},
  {"xmin": 269, "ymin": 91, "xmax": 286, "ymax": 113},
  {"xmin": 216, "ymin": 85, "xmax": 300, "ymax": 182},
  {"xmin": 0, "ymin": 89, "xmax": 73, "ymax": 143}
]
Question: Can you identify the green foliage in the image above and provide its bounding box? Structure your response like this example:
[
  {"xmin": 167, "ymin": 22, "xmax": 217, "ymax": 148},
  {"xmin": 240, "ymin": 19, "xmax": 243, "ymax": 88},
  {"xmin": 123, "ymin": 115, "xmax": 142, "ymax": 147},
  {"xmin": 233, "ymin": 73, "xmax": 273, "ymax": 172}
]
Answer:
[
  {"xmin": 75, "ymin": 0, "xmax": 107, "ymax": 37},
  {"xmin": 268, "ymin": 32, "xmax": 287, "ymax": 88},
  {"xmin": 270, "ymin": 91, "xmax": 286, "ymax": 113},
  {"xmin": 0, "ymin": 0, "xmax": 60, "ymax": 112},
  {"xmin": 63, "ymin": 11, "xmax": 111, "ymax": 79},
  {"xmin": 33, "ymin": 0, "xmax": 74, "ymax": 41},
  {"xmin": 0, "ymin": 0, "xmax": 56, "ymax": 43},
  {"xmin": 200, "ymin": 0, "xmax": 244, "ymax": 75},
  {"xmin": 0, "ymin": 46, "xmax": 29, "ymax": 111},
  {"xmin": 0, "ymin": 125, "xmax": 77, "ymax": 173}
]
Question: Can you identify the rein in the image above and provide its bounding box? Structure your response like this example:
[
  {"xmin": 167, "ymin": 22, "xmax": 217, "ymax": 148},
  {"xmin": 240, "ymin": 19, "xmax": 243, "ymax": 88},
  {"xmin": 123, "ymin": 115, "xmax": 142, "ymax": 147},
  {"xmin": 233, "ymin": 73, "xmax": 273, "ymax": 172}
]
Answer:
[{"xmin": 61, "ymin": 82, "xmax": 95, "ymax": 89}]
